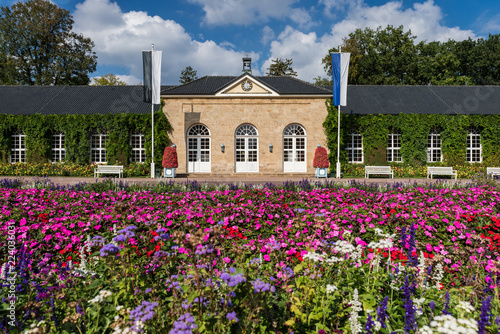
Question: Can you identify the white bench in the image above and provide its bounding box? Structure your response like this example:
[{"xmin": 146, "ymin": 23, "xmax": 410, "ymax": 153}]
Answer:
[
  {"xmin": 94, "ymin": 165, "xmax": 123, "ymax": 178},
  {"xmin": 427, "ymin": 167, "xmax": 457, "ymax": 179},
  {"xmin": 486, "ymin": 167, "xmax": 500, "ymax": 176},
  {"xmin": 365, "ymin": 166, "xmax": 393, "ymax": 179}
]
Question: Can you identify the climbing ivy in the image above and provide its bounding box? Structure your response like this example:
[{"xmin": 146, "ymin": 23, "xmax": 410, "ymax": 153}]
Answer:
[
  {"xmin": 0, "ymin": 104, "xmax": 171, "ymax": 166},
  {"xmin": 323, "ymin": 99, "xmax": 500, "ymax": 171}
]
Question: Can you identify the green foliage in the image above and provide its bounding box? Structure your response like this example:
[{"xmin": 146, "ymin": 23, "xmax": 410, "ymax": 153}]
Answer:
[
  {"xmin": 321, "ymin": 25, "xmax": 500, "ymax": 86},
  {"xmin": 92, "ymin": 74, "xmax": 127, "ymax": 86},
  {"xmin": 323, "ymin": 99, "xmax": 500, "ymax": 173},
  {"xmin": 0, "ymin": 105, "xmax": 171, "ymax": 166},
  {"xmin": 0, "ymin": 0, "xmax": 97, "ymax": 85},
  {"xmin": 266, "ymin": 58, "xmax": 298, "ymax": 77}
]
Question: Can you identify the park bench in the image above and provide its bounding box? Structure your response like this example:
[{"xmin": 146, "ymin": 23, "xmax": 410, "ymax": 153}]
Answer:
[
  {"xmin": 365, "ymin": 166, "xmax": 393, "ymax": 179},
  {"xmin": 427, "ymin": 166, "xmax": 457, "ymax": 180},
  {"xmin": 94, "ymin": 165, "xmax": 123, "ymax": 178},
  {"xmin": 486, "ymin": 167, "xmax": 500, "ymax": 177}
]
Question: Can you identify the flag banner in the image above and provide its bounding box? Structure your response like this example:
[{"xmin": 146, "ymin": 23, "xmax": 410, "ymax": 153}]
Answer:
[
  {"xmin": 142, "ymin": 50, "xmax": 162, "ymax": 104},
  {"xmin": 332, "ymin": 52, "xmax": 350, "ymax": 106}
]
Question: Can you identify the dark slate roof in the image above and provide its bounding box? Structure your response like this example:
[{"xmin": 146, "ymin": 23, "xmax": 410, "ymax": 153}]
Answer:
[
  {"xmin": 161, "ymin": 74, "xmax": 332, "ymax": 95},
  {"xmin": 0, "ymin": 85, "xmax": 174, "ymax": 115},
  {"xmin": 343, "ymin": 85, "xmax": 500, "ymax": 115}
]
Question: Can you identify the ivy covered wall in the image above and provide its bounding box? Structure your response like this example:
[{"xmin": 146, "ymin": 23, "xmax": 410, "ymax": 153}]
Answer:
[
  {"xmin": 323, "ymin": 99, "xmax": 500, "ymax": 168},
  {"xmin": 0, "ymin": 106, "xmax": 171, "ymax": 166}
]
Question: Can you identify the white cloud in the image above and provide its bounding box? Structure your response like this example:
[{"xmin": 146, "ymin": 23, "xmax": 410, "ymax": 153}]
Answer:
[
  {"xmin": 262, "ymin": 0, "xmax": 477, "ymax": 82},
  {"xmin": 73, "ymin": 0, "xmax": 256, "ymax": 84},
  {"xmin": 261, "ymin": 26, "xmax": 275, "ymax": 45},
  {"xmin": 187, "ymin": 0, "xmax": 311, "ymax": 27}
]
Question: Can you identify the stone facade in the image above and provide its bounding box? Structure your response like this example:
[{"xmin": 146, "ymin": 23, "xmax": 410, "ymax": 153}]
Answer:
[{"xmin": 162, "ymin": 96, "xmax": 329, "ymax": 175}]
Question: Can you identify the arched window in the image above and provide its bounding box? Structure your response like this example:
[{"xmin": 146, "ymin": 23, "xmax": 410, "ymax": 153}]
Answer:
[
  {"xmin": 187, "ymin": 124, "xmax": 211, "ymax": 173},
  {"xmin": 466, "ymin": 128, "xmax": 481, "ymax": 163},
  {"xmin": 235, "ymin": 124, "xmax": 258, "ymax": 172},
  {"xmin": 283, "ymin": 124, "xmax": 306, "ymax": 172}
]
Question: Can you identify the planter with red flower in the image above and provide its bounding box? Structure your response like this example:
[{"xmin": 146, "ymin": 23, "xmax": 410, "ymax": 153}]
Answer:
[
  {"xmin": 162, "ymin": 146, "xmax": 178, "ymax": 178},
  {"xmin": 313, "ymin": 146, "xmax": 329, "ymax": 178}
]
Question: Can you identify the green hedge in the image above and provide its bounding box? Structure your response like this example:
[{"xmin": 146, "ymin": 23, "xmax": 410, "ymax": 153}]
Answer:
[
  {"xmin": 323, "ymin": 99, "xmax": 500, "ymax": 169},
  {"xmin": 0, "ymin": 104, "xmax": 171, "ymax": 166}
]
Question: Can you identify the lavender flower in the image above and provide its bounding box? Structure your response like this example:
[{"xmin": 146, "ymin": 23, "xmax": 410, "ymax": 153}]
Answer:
[
  {"xmin": 113, "ymin": 225, "xmax": 137, "ymax": 243},
  {"xmin": 478, "ymin": 296, "xmax": 492, "ymax": 334},
  {"xmin": 170, "ymin": 313, "xmax": 197, "ymax": 334},
  {"xmin": 442, "ymin": 291, "xmax": 450, "ymax": 315},
  {"xmin": 376, "ymin": 296, "xmax": 389, "ymax": 328},
  {"xmin": 226, "ymin": 311, "xmax": 238, "ymax": 322},
  {"xmin": 100, "ymin": 243, "xmax": 120, "ymax": 257},
  {"xmin": 429, "ymin": 300, "xmax": 435, "ymax": 314},
  {"xmin": 129, "ymin": 301, "xmax": 159, "ymax": 332},
  {"xmin": 402, "ymin": 275, "xmax": 416, "ymax": 334},
  {"xmin": 90, "ymin": 235, "xmax": 106, "ymax": 246},
  {"xmin": 251, "ymin": 278, "xmax": 275, "ymax": 293}
]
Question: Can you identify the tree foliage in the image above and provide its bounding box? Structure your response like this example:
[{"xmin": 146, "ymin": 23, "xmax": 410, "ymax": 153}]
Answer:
[
  {"xmin": 92, "ymin": 74, "xmax": 127, "ymax": 86},
  {"xmin": 322, "ymin": 25, "xmax": 500, "ymax": 86},
  {"xmin": 0, "ymin": 0, "xmax": 97, "ymax": 85},
  {"xmin": 266, "ymin": 58, "xmax": 297, "ymax": 77},
  {"xmin": 179, "ymin": 66, "xmax": 198, "ymax": 84}
]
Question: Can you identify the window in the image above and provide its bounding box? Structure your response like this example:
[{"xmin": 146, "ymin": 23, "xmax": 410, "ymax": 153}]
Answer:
[
  {"xmin": 387, "ymin": 133, "xmax": 402, "ymax": 162},
  {"xmin": 52, "ymin": 132, "xmax": 66, "ymax": 162},
  {"xmin": 11, "ymin": 131, "xmax": 26, "ymax": 163},
  {"xmin": 235, "ymin": 124, "xmax": 258, "ymax": 172},
  {"xmin": 466, "ymin": 128, "xmax": 482, "ymax": 163},
  {"xmin": 130, "ymin": 133, "xmax": 146, "ymax": 163},
  {"xmin": 346, "ymin": 132, "xmax": 363, "ymax": 163},
  {"xmin": 283, "ymin": 124, "xmax": 307, "ymax": 172},
  {"xmin": 187, "ymin": 124, "xmax": 211, "ymax": 173},
  {"xmin": 91, "ymin": 133, "xmax": 107, "ymax": 163},
  {"xmin": 427, "ymin": 130, "xmax": 442, "ymax": 162}
]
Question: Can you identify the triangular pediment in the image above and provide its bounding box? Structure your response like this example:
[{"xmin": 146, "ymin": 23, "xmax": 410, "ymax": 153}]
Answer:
[{"xmin": 215, "ymin": 74, "xmax": 279, "ymax": 97}]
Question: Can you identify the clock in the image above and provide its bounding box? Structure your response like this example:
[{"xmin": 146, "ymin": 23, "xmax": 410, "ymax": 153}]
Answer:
[{"xmin": 241, "ymin": 80, "xmax": 253, "ymax": 92}]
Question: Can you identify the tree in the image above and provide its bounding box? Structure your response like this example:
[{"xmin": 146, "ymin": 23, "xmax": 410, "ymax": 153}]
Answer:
[
  {"xmin": 92, "ymin": 73, "xmax": 127, "ymax": 86},
  {"xmin": 0, "ymin": 0, "xmax": 97, "ymax": 85},
  {"xmin": 313, "ymin": 76, "xmax": 332, "ymax": 86},
  {"xmin": 266, "ymin": 58, "xmax": 298, "ymax": 77},
  {"xmin": 179, "ymin": 66, "xmax": 198, "ymax": 84}
]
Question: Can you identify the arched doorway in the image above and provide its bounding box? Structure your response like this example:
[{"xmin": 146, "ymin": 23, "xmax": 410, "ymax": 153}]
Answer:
[
  {"xmin": 235, "ymin": 124, "xmax": 258, "ymax": 172},
  {"xmin": 187, "ymin": 124, "xmax": 211, "ymax": 173},
  {"xmin": 283, "ymin": 124, "xmax": 306, "ymax": 172}
]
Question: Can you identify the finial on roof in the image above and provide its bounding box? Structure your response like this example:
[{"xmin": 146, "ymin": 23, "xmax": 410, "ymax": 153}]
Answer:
[{"xmin": 242, "ymin": 54, "xmax": 252, "ymax": 74}]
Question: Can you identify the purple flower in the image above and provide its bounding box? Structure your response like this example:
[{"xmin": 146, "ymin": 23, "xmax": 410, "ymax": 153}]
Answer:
[
  {"xmin": 251, "ymin": 278, "xmax": 275, "ymax": 293},
  {"xmin": 402, "ymin": 275, "xmax": 416, "ymax": 334},
  {"xmin": 429, "ymin": 300, "xmax": 435, "ymax": 314},
  {"xmin": 130, "ymin": 301, "xmax": 159, "ymax": 332},
  {"xmin": 170, "ymin": 312, "xmax": 197, "ymax": 334},
  {"xmin": 226, "ymin": 311, "xmax": 238, "ymax": 322},
  {"xmin": 90, "ymin": 235, "xmax": 106, "ymax": 246},
  {"xmin": 376, "ymin": 296, "xmax": 389, "ymax": 328},
  {"xmin": 100, "ymin": 243, "xmax": 120, "ymax": 257},
  {"xmin": 442, "ymin": 291, "xmax": 450, "ymax": 315},
  {"xmin": 365, "ymin": 313, "xmax": 375, "ymax": 334},
  {"xmin": 113, "ymin": 225, "xmax": 137, "ymax": 243},
  {"xmin": 478, "ymin": 296, "xmax": 492, "ymax": 334}
]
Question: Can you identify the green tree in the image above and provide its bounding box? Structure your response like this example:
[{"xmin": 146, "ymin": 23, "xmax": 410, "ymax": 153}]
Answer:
[
  {"xmin": 0, "ymin": 0, "xmax": 97, "ymax": 85},
  {"xmin": 313, "ymin": 76, "xmax": 332, "ymax": 86},
  {"xmin": 266, "ymin": 58, "xmax": 298, "ymax": 77},
  {"xmin": 179, "ymin": 66, "xmax": 198, "ymax": 84},
  {"xmin": 322, "ymin": 25, "xmax": 418, "ymax": 85},
  {"xmin": 92, "ymin": 73, "xmax": 127, "ymax": 86}
]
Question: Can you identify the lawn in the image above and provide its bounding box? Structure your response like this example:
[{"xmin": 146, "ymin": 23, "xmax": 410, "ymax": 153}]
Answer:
[{"xmin": 0, "ymin": 178, "xmax": 499, "ymax": 333}]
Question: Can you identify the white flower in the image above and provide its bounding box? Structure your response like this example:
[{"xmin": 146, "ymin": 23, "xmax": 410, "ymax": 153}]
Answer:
[
  {"xmin": 326, "ymin": 284, "xmax": 337, "ymax": 294},
  {"xmin": 116, "ymin": 305, "xmax": 124, "ymax": 311},
  {"xmin": 457, "ymin": 301, "xmax": 475, "ymax": 313},
  {"xmin": 433, "ymin": 263, "xmax": 444, "ymax": 289},
  {"xmin": 349, "ymin": 289, "xmax": 363, "ymax": 334}
]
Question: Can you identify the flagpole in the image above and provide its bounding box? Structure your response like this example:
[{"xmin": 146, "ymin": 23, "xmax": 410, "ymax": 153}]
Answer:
[
  {"xmin": 151, "ymin": 43, "xmax": 155, "ymax": 179},
  {"xmin": 336, "ymin": 46, "xmax": 342, "ymax": 179}
]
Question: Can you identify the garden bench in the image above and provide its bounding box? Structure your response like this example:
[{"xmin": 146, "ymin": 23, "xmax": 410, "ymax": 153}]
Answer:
[
  {"xmin": 486, "ymin": 167, "xmax": 500, "ymax": 177},
  {"xmin": 94, "ymin": 165, "xmax": 123, "ymax": 178},
  {"xmin": 427, "ymin": 167, "xmax": 457, "ymax": 179},
  {"xmin": 365, "ymin": 166, "xmax": 393, "ymax": 179}
]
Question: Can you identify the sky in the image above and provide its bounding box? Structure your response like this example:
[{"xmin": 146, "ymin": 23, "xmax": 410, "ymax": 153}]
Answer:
[{"xmin": 2, "ymin": 0, "xmax": 500, "ymax": 85}]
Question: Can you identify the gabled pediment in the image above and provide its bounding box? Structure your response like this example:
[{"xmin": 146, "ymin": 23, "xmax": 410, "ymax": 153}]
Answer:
[{"xmin": 215, "ymin": 74, "xmax": 279, "ymax": 97}]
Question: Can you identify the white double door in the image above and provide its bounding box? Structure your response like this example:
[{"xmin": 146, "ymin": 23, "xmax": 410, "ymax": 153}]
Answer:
[
  {"xmin": 187, "ymin": 137, "xmax": 211, "ymax": 173},
  {"xmin": 283, "ymin": 137, "xmax": 306, "ymax": 172},
  {"xmin": 235, "ymin": 137, "xmax": 258, "ymax": 172}
]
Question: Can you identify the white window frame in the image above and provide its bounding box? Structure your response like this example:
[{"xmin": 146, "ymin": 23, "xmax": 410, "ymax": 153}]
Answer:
[
  {"xmin": 11, "ymin": 131, "xmax": 26, "ymax": 163},
  {"xmin": 427, "ymin": 130, "xmax": 442, "ymax": 163},
  {"xmin": 235, "ymin": 124, "xmax": 259, "ymax": 173},
  {"xmin": 91, "ymin": 133, "xmax": 107, "ymax": 164},
  {"xmin": 51, "ymin": 132, "xmax": 66, "ymax": 162},
  {"xmin": 187, "ymin": 124, "xmax": 211, "ymax": 173},
  {"xmin": 387, "ymin": 133, "xmax": 403, "ymax": 163},
  {"xmin": 283, "ymin": 124, "xmax": 307, "ymax": 172},
  {"xmin": 346, "ymin": 132, "xmax": 363, "ymax": 163},
  {"xmin": 130, "ymin": 133, "xmax": 146, "ymax": 163},
  {"xmin": 466, "ymin": 128, "xmax": 482, "ymax": 163}
]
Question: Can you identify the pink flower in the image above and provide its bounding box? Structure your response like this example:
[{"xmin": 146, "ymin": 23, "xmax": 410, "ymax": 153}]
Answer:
[
  {"xmin": 223, "ymin": 257, "xmax": 231, "ymax": 264},
  {"xmin": 94, "ymin": 225, "xmax": 101, "ymax": 230},
  {"xmin": 263, "ymin": 255, "xmax": 271, "ymax": 261},
  {"xmin": 44, "ymin": 235, "xmax": 52, "ymax": 242}
]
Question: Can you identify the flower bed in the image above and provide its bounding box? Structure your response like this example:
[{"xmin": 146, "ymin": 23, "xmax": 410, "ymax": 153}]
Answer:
[{"xmin": 1, "ymin": 181, "xmax": 500, "ymax": 333}]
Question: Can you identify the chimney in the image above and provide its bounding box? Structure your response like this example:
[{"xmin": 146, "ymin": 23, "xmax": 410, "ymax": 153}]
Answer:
[{"xmin": 242, "ymin": 55, "xmax": 252, "ymax": 74}]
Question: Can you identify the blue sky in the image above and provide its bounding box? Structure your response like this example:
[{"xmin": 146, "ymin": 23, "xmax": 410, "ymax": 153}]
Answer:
[{"xmin": 2, "ymin": 0, "xmax": 500, "ymax": 84}]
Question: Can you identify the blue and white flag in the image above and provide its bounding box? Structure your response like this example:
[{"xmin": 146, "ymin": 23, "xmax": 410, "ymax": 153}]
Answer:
[
  {"xmin": 142, "ymin": 50, "xmax": 162, "ymax": 104},
  {"xmin": 331, "ymin": 52, "xmax": 350, "ymax": 106}
]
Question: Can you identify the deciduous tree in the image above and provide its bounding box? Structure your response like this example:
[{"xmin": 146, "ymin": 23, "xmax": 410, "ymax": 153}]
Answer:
[
  {"xmin": 0, "ymin": 0, "xmax": 97, "ymax": 85},
  {"xmin": 92, "ymin": 74, "xmax": 126, "ymax": 86}
]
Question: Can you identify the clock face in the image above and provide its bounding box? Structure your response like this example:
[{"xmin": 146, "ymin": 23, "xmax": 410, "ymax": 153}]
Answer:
[{"xmin": 241, "ymin": 80, "xmax": 253, "ymax": 92}]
